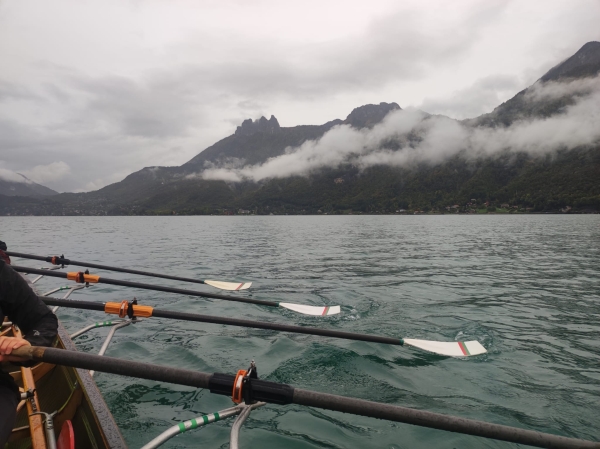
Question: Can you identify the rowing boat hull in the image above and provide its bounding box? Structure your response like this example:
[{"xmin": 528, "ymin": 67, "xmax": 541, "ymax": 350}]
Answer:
[{"xmin": 7, "ymin": 319, "xmax": 127, "ymax": 448}]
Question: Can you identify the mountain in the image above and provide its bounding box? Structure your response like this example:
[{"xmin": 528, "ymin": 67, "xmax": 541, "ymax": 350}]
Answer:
[
  {"xmin": 1, "ymin": 44, "xmax": 599, "ymax": 216},
  {"xmin": 0, "ymin": 174, "xmax": 57, "ymax": 197},
  {"xmin": 470, "ymin": 41, "xmax": 600, "ymax": 127},
  {"xmin": 184, "ymin": 115, "xmax": 343, "ymax": 169},
  {"xmin": 342, "ymin": 102, "xmax": 401, "ymax": 128},
  {"xmin": 541, "ymin": 41, "xmax": 600, "ymax": 82}
]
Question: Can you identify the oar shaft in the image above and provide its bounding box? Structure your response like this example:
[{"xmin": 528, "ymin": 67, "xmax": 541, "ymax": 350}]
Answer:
[
  {"xmin": 152, "ymin": 308, "xmax": 401, "ymax": 344},
  {"xmin": 13, "ymin": 346, "xmax": 599, "ymax": 449},
  {"xmin": 39, "ymin": 297, "xmax": 403, "ymax": 345},
  {"xmin": 291, "ymin": 389, "xmax": 599, "ymax": 449},
  {"xmin": 7, "ymin": 251, "xmax": 212, "ymax": 286},
  {"xmin": 16, "ymin": 346, "xmax": 212, "ymax": 388},
  {"xmin": 13, "ymin": 265, "xmax": 275, "ymax": 307}
]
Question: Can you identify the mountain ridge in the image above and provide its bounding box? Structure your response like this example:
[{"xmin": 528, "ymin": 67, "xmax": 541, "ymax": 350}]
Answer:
[
  {"xmin": 0, "ymin": 173, "xmax": 58, "ymax": 197},
  {"xmin": 541, "ymin": 41, "xmax": 600, "ymax": 82},
  {"xmin": 2, "ymin": 42, "xmax": 599, "ymax": 215}
]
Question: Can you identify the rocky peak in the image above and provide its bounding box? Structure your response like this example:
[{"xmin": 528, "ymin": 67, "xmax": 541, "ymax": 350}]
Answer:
[
  {"xmin": 343, "ymin": 102, "xmax": 401, "ymax": 129},
  {"xmin": 540, "ymin": 41, "xmax": 600, "ymax": 82},
  {"xmin": 235, "ymin": 115, "xmax": 281, "ymax": 136}
]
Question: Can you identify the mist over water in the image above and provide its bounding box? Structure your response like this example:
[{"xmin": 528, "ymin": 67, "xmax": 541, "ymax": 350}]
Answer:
[{"xmin": 2, "ymin": 215, "xmax": 599, "ymax": 448}]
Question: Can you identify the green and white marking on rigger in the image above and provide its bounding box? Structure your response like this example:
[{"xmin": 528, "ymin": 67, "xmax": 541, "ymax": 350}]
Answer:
[{"xmin": 178, "ymin": 413, "xmax": 220, "ymax": 433}]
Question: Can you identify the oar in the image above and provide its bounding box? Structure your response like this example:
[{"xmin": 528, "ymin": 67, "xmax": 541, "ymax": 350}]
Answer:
[
  {"xmin": 39, "ymin": 297, "xmax": 486, "ymax": 357},
  {"xmin": 13, "ymin": 266, "xmax": 340, "ymax": 316},
  {"xmin": 6, "ymin": 251, "xmax": 251, "ymax": 291},
  {"xmin": 12, "ymin": 346, "xmax": 599, "ymax": 449}
]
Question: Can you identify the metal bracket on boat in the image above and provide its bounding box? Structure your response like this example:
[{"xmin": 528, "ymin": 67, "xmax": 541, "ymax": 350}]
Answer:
[
  {"xmin": 104, "ymin": 299, "xmax": 154, "ymax": 319},
  {"xmin": 42, "ymin": 284, "xmax": 87, "ymax": 299},
  {"xmin": 31, "ymin": 265, "xmax": 62, "ymax": 284},
  {"xmin": 50, "ymin": 254, "xmax": 65, "ymax": 268},
  {"xmin": 232, "ymin": 360, "xmax": 258, "ymax": 404},
  {"xmin": 113, "ymin": 298, "xmax": 141, "ymax": 320},
  {"xmin": 20, "ymin": 388, "xmax": 35, "ymax": 400},
  {"xmin": 88, "ymin": 319, "xmax": 133, "ymax": 378},
  {"xmin": 209, "ymin": 370, "xmax": 294, "ymax": 406},
  {"xmin": 230, "ymin": 402, "xmax": 264, "ymax": 449},
  {"xmin": 42, "ymin": 283, "xmax": 89, "ymax": 313},
  {"xmin": 126, "ymin": 298, "xmax": 139, "ymax": 321},
  {"xmin": 82, "ymin": 269, "xmax": 91, "ymax": 287},
  {"xmin": 30, "ymin": 411, "xmax": 58, "ymax": 449},
  {"xmin": 140, "ymin": 402, "xmax": 266, "ymax": 449}
]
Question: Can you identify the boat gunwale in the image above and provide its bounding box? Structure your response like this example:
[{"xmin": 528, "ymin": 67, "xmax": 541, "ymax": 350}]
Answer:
[{"xmin": 55, "ymin": 322, "xmax": 128, "ymax": 449}]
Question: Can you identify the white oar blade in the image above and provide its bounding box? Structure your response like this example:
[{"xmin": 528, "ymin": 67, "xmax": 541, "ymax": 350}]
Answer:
[
  {"xmin": 204, "ymin": 280, "xmax": 252, "ymax": 291},
  {"xmin": 279, "ymin": 303, "xmax": 341, "ymax": 316},
  {"xmin": 404, "ymin": 339, "xmax": 487, "ymax": 357}
]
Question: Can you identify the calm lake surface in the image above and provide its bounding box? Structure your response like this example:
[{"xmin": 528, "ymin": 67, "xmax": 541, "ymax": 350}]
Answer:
[{"xmin": 2, "ymin": 215, "xmax": 599, "ymax": 448}]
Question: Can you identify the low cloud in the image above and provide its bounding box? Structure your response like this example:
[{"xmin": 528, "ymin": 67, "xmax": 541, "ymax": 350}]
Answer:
[
  {"xmin": 79, "ymin": 169, "xmax": 131, "ymax": 192},
  {"xmin": 418, "ymin": 75, "xmax": 523, "ymax": 119},
  {"xmin": 525, "ymin": 76, "xmax": 600, "ymax": 102},
  {"xmin": 21, "ymin": 161, "xmax": 71, "ymax": 184},
  {"xmin": 200, "ymin": 76, "xmax": 600, "ymax": 182},
  {"xmin": 0, "ymin": 168, "xmax": 30, "ymax": 183},
  {"xmin": 0, "ymin": 161, "xmax": 71, "ymax": 185}
]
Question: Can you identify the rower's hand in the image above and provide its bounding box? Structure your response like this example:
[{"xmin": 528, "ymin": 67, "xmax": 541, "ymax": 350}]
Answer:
[{"xmin": 0, "ymin": 336, "xmax": 31, "ymax": 362}]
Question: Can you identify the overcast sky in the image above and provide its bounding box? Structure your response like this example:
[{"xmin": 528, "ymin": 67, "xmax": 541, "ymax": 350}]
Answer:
[{"xmin": 0, "ymin": 0, "xmax": 598, "ymax": 192}]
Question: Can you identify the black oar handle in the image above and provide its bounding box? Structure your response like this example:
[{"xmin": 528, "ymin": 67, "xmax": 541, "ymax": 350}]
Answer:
[
  {"xmin": 13, "ymin": 265, "xmax": 275, "ymax": 307},
  {"xmin": 39, "ymin": 297, "xmax": 403, "ymax": 346},
  {"xmin": 14, "ymin": 346, "xmax": 599, "ymax": 449},
  {"xmin": 6, "ymin": 251, "xmax": 219, "ymax": 286}
]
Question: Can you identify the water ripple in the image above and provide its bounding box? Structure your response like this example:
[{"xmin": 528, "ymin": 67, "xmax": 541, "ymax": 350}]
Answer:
[{"xmin": 1, "ymin": 215, "xmax": 599, "ymax": 448}]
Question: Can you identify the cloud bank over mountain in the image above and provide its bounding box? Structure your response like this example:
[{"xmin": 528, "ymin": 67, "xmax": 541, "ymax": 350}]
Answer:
[
  {"xmin": 0, "ymin": 168, "xmax": 30, "ymax": 184},
  {"xmin": 200, "ymin": 76, "xmax": 600, "ymax": 183},
  {"xmin": 1, "ymin": 0, "xmax": 598, "ymax": 192},
  {"xmin": 0, "ymin": 161, "xmax": 71, "ymax": 184}
]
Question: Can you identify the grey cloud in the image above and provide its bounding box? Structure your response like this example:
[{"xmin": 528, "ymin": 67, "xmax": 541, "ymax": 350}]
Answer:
[
  {"xmin": 200, "ymin": 76, "xmax": 600, "ymax": 183},
  {"xmin": 67, "ymin": 74, "xmax": 203, "ymax": 139},
  {"xmin": 525, "ymin": 76, "xmax": 600, "ymax": 102},
  {"xmin": 0, "ymin": 81, "xmax": 40, "ymax": 103},
  {"xmin": 42, "ymin": 82, "xmax": 73, "ymax": 103},
  {"xmin": 0, "ymin": 168, "xmax": 30, "ymax": 183},
  {"xmin": 0, "ymin": 117, "xmax": 46, "ymax": 150},
  {"xmin": 163, "ymin": 2, "xmax": 510, "ymax": 100},
  {"xmin": 0, "ymin": 0, "xmax": 592, "ymax": 194},
  {"xmin": 0, "ymin": 162, "xmax": 71, "ymax": 185},
  {"xmin": 314, "ymin": 1, "xmax": 508, "ymax": 88},
  {"xmin": 0, "ymin": 109, "xmax": 193, "ymax": 193},
  {"xmin": 0, "ymin": 68, "xmax": 223, "ymax": 191},
  {"xmin": 21, "ymin": 161, "xmax": 71, "ymax": 184},
  {"xmin": 418, "ymin": 75, "xmax": 523, "ymax": 119}
]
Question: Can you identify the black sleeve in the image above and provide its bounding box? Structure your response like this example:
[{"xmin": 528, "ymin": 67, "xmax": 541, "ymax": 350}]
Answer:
[{"xmin": 0, "ymin": 260, "xmax": 58, "ymax": 347}]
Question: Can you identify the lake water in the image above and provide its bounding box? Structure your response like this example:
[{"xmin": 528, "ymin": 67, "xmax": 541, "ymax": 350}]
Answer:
[{"xmin": 1, "ymin": 215, "xmax": 599, "ymax": 448}]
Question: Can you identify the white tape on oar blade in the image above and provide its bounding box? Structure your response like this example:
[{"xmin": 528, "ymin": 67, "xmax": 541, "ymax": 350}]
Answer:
[
  {"xmin": 279, "ymin": 303, "xmax": 341, "ymax": 316},
  {"xmin": 204, "ymin": 280, "xmax": 252, "ymax": 291},
  {"xmin": 403, "ymin": 339, "xmax": 487, "ymax": 357}
]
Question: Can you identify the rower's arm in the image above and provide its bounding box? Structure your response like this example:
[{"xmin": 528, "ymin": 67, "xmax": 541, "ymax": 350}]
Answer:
[{"xmin": 0, "ymin": 260, "xmax": 58, "ymax": 347}]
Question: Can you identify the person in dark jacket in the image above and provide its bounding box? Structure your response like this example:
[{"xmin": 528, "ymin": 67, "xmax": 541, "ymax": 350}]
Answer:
[{"xmin": 0, "ymin": 241, "xmax": 58, "ymax": 446}]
